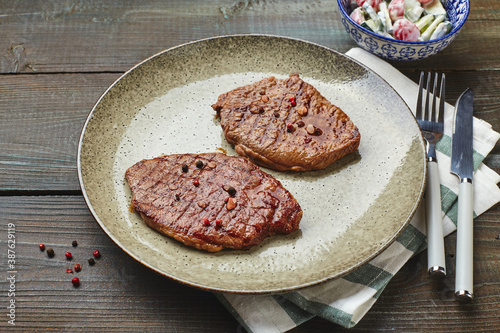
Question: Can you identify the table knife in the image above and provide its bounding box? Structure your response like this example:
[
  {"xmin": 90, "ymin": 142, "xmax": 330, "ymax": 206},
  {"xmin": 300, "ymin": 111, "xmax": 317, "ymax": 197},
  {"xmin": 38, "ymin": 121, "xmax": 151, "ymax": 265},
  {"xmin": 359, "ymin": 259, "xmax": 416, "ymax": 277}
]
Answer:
[{"xmin": 450, "ymin": 88, "xmax": 474, "ymax": 302}]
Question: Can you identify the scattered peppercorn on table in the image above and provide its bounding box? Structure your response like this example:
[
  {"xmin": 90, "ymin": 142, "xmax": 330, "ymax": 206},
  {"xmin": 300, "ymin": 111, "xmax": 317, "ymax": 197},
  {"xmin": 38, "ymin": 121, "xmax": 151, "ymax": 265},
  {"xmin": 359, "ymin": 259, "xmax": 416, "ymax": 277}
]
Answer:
[{"xmin": 1, "ymin": 1, "xmax": 500, "ymax": 332}]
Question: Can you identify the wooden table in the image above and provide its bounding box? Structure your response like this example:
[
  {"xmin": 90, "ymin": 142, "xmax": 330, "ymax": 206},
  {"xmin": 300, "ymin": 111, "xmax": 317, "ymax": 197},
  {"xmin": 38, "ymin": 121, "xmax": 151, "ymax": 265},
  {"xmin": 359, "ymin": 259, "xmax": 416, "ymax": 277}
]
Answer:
[{"xmin": 1, "ymin": 1, "xmax": 499, "ymax": 331}]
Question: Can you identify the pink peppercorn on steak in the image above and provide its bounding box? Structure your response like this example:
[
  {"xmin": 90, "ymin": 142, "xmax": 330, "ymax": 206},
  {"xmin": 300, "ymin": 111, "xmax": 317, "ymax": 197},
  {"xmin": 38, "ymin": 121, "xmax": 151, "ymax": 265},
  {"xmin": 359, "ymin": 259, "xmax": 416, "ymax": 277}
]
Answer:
[
  {"xmin": 212, "ymin": 73, "xmax": 361, "ymax": 171},
  {"xmin": 125, "ymin": 152, "xmax": 302, "ymax": 252}
]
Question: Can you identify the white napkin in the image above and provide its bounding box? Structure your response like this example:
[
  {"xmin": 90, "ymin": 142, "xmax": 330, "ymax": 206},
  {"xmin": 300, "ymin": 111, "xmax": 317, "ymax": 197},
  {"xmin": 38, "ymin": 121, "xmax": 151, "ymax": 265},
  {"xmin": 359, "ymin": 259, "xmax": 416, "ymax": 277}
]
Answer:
[{"xmin": 216, "ymin": 48, "xmax": 500, "ymax": 332}]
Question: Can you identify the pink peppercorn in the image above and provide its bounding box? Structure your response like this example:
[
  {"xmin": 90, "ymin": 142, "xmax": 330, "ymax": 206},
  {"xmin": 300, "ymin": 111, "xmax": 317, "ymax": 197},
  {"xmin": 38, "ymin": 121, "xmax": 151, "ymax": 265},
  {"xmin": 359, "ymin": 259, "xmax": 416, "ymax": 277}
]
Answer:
[
  {"xmin": 72, "ymin": 277, "xmax": 80, "ymax": 287},
  {"xmin": 65, "ymin": 252, "xmax": 72, "ymax": 260}
]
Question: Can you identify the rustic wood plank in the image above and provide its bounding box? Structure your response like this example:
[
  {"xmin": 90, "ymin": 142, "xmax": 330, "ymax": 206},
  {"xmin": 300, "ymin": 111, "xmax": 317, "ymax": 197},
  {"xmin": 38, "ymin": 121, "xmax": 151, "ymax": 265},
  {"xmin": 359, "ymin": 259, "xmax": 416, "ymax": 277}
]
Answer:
[
  {"xmin": 0, "ymin": 0, "xmax": 353, "ymax": 73},
  {"xmin": 0, "ymin": 196, "xmax": 240, "ymax": 332},
  {"xmin": 0, "ymin": 73, "xmax": 120, "ymax": 191},
  {"xmin": 1, "ymin": 0, "xmax": 499, "ymax": 73},
  {"xmin": 1, "ymin": 196, "xmax": 499, "ymax": 331},
  {"xmin": 1, "ymin": 0, "xmax": 500, "ymax": 330}
]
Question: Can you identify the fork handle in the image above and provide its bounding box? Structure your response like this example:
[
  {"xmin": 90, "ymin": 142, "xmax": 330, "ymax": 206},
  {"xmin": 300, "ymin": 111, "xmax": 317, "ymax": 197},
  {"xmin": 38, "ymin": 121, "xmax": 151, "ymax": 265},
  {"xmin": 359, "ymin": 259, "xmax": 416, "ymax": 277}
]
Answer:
[{"xmin": 426, "ymin": 161, "xmax": 446, "ymax": 277}]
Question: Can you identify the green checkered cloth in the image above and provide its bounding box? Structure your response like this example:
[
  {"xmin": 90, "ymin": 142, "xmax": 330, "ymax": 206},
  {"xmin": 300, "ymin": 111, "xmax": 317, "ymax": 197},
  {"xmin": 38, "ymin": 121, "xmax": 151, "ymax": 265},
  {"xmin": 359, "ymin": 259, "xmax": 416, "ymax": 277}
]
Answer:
[{"xmin": 216, "ymin": 48, "xmax": 500, "ymax": 332}]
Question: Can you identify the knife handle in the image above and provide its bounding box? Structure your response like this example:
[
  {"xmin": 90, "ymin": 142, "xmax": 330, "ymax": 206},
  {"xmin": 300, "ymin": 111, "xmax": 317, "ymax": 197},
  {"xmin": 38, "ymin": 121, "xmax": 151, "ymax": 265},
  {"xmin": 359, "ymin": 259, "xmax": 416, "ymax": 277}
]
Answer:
[
  {"xmin": 426, "ymin": 161, "xmax": 446, "ymax": 277},
  {"xmin": 455, "ymin": 180, "xmax": 474, "ymax": 302}
]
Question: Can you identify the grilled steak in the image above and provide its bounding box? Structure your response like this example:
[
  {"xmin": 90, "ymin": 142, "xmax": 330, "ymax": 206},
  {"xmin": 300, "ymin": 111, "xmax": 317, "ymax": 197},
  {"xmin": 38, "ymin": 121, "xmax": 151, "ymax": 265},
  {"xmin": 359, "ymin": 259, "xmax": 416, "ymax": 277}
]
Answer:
[
  {"xmin": 212, "ymin": 73, "xmax": 361, "ymax": 171},
  {"xmin": 125, "ymin": 152, "xmax": 302, "ymax": 252}
]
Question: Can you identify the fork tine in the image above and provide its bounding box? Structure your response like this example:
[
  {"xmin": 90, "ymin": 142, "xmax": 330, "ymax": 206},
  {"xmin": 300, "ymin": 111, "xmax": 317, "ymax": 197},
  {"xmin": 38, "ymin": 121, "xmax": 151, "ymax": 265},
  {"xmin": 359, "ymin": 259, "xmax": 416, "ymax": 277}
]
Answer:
[
  {"xmin": 416, "ymin": 71, "xmax": 424, "ymax": 120},
  {"xmin": 425, "ymin": 72, "xmax": 432, "ymax": 121},
  {"xmin": 438, "ymin": 73, "xmax": 445, "ymax": 125},
  {"xmin": 431, "ymin": 73, "xmax": 439, "ymax": 122}
]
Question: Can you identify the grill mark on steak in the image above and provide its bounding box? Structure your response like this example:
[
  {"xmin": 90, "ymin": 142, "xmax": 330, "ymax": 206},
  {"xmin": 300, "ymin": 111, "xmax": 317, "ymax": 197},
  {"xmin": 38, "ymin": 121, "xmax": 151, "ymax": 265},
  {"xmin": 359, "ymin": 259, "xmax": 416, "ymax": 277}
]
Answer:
[
  {"xmin": 126, "ymin": 152, "xmax": 302, "ymax": 252},
  {"xmin": 138, "ymin": 154, "xmax": 181, "ymax": 195},
  {"xmin": 213, "ymin": 161, "xmax": 271, "ymax": 233},
  {"xmin": 212, "ymin": 73, "xmax": 360, "ymax": 171}
]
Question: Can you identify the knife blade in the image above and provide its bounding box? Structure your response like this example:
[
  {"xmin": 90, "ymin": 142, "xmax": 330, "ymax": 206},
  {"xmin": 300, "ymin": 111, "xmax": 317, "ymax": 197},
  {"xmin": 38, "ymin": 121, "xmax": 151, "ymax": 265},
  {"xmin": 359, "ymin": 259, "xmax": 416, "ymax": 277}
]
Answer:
[{"xmin": 450, "ymin": 88, "xmax": 474, "ymax": 302}]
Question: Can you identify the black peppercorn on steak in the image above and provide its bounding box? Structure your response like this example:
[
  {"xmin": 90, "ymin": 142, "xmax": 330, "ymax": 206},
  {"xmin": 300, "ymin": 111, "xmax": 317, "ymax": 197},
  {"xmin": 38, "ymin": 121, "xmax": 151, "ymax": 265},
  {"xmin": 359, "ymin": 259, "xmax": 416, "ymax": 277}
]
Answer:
[
  {"xmin": 125, "ymin": 152, "xmax": 302, "ymax": 252},
  {"xmin": 211, "ymin": 73, "xmax": 361, "ymax": 172}
]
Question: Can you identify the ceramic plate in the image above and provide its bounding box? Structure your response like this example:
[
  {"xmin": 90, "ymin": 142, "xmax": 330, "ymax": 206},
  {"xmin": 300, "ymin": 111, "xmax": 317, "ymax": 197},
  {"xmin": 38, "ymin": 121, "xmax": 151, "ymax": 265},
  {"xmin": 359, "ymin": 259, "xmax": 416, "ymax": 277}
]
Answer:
[{"xmin": 78, "ymin": 35, "xmax": 426, "ymax": 294}]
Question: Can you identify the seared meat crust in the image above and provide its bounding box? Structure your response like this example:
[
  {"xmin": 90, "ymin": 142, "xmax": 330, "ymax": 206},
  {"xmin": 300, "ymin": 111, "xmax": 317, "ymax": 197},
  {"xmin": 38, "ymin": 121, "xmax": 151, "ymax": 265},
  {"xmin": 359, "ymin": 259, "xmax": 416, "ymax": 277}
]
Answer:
[
  {"xmin": 212, "ymin": 73, "xmax": 361, "ymax": 171},
  {"xmin": 125, "ymin": 152, "xmax": 302, "ymax": 252}
]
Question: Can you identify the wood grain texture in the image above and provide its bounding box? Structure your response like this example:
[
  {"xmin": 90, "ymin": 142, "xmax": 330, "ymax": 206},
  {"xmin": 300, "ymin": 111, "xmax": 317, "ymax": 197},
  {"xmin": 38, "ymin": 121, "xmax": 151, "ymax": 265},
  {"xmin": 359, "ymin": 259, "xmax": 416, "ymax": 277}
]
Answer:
[
  {"xmin": 0, "ymin": 196, "xmax": 239, "ymax": 332},
  {"xmin": 0, "ymin": 0, "xmax": 350, "ymax": 73},
  {"xmin": 0, "ymin": 0, "xmax": 498, "ymax": 73},
  {"xmin": 1, "ymin": 196, "xmax": 499, "ymax": 332},
  {"xmin": 0, "ymin": 73, "xmax": 120, "ymax": 191},
  {"xmin": 1, "ymin": 0, "xmax": 499, "ymax": 331}
]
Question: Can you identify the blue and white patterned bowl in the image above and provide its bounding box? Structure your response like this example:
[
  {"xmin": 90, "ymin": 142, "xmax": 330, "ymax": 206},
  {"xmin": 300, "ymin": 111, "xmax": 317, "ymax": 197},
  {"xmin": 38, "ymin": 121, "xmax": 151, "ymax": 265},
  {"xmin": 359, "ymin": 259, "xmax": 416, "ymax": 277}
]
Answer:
[{"xmin": 337, "ymin": 0, "xmax": 470, "ymax": 61}]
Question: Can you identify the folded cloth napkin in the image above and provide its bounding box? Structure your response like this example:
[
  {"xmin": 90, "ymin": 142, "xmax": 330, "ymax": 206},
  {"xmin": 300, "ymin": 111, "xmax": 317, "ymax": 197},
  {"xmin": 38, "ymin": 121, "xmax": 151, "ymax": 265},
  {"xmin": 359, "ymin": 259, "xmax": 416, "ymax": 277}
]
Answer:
[{"xmin": 215, "ymin": 48, "xmax": 500, "ymax": 332}]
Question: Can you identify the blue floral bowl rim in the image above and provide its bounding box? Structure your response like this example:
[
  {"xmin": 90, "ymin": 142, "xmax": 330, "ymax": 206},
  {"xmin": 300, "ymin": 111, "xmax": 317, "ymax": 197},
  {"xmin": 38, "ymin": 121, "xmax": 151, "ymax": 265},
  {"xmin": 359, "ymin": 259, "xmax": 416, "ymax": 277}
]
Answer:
[{"xmin": 337, "ymin": 0, "xmax": 470, "ymax": 45}]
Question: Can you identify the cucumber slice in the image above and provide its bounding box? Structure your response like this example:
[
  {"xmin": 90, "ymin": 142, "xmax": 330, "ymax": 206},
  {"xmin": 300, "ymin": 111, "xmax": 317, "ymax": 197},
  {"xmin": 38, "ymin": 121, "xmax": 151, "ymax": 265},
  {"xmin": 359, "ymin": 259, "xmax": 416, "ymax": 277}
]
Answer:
[
  {"xmin": 361, "ymin": 19, "xmax": 379, "ymax": 32},
  {"xmin": 415, "ymin": 13, "xmax": 435, "ymax": 32},
  {"xmin": 405, "ymin": 0, "xmax": 425, "ymax": 22},
  {"xmin": 419, "ymin": 14, "xmax": 445, "ymax": 40},
  {"xmin": 378, "ymin": 1, "xmax": 393, "ymax": 33},
  {"xmin": 362, "ymin": 2, "xmax": 379, "ymax": 21},
  {"xmin": 430, "ymin": 21, "xmax": 453, "ymax": 39},
  {"xmin": 424, "ymin": 0, "xmax": 447, "ymax": 16},
  {"xmin": 361, "ymin": 2, "xmax": 383, "ymax": 32}
]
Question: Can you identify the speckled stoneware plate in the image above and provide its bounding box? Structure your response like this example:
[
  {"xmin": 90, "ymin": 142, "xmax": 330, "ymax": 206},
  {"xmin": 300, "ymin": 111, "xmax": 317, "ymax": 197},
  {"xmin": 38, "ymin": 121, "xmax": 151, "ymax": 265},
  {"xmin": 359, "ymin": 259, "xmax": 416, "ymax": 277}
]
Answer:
[{"xmin": 78, "ymin": 35, "xmax": 426, "ymax": 294}]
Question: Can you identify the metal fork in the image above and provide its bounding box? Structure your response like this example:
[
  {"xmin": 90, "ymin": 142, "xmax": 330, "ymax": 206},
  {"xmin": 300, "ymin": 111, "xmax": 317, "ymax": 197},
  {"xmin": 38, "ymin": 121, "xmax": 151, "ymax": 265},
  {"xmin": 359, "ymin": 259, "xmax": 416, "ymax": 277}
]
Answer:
[{"xmin": 416, "ymin": 71, "xmax": 446, "ymax": 278}]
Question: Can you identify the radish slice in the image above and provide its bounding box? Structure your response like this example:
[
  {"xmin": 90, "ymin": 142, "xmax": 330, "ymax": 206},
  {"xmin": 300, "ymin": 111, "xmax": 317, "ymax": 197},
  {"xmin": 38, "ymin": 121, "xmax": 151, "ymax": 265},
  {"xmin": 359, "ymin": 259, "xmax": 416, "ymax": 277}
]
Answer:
[{"xmin": 393, "ymin": 18, "xmax": 421, "ymax": 41}]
